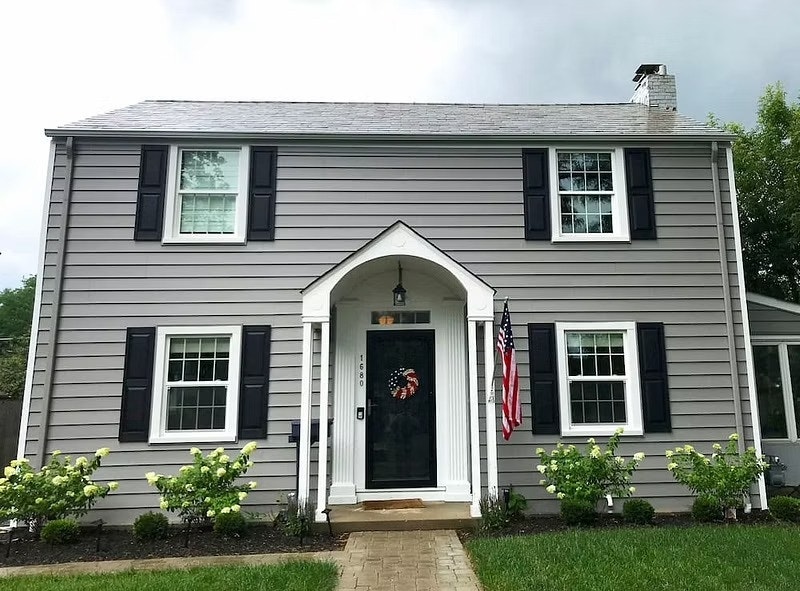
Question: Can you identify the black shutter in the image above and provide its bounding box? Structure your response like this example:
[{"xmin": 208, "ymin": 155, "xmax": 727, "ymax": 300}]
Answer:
[
  {"xmin": 134, "ymin": 146, "xmax": 168, "ymax": 241},
  {"xmin": 522, "ymin": 149, "xmax": 551, "ymax": 240},
  {"xmin": 528, "ymin": 323, "xmax": 560, "ymax": 434},
  {"xmin": 625, "ymin": 148, "xmax": 657, "ymax": 240},
  {"xmin": 239, "ymin": 325, "xmax": 272, "ymax": 439},
  {"xmin": 248, "ymin": 147, "xmax": 278, "ymax": 241},
  {"xmin": 637, "ymin": 322, "xmax": 671, "ymax": 432},
  {"xmin": 119, "ymin": 327, "xmax": 156, "ymax": 442}
]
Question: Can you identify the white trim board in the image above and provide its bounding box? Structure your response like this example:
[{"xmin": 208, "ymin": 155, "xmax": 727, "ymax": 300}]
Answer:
[
  {"xmin": 17, "ymin": 140, "xmax": 56, "ymax": 460},
  {"xmin": 747, "ymin": 292, "xmax": 800, "ymax": 317}
]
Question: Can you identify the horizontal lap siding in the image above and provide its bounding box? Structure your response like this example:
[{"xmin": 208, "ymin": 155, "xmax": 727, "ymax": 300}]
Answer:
[
  {"xmin": 748, "ymin": 302, "xmax": 800, "ymax": 336},
  {"xmin": 26, "ymin": 140, "xmax": 754, "ymax": 522}
]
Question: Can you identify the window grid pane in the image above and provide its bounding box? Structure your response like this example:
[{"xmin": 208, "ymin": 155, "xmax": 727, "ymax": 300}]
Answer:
[
  {"xmin": 570, "ymin": 381, "xmax": 626, "ymax": 424},
  {"xmin": 179, "ymin": 193, "xmax": 237, "ymax": 234},
  {"xmin": 180, "ymin": 150, "xmax": 240, "ymax": 191},
  {"xmin": 566, "ymin": 332, "xmax": 626, "ymax": 378},
  {"xmin": 753, "ymin": 345, "xmax": 788, "ymax": 438},
  {"xmin": 557, "ymin": 151, "xmax": 614, "ymax": 235},
  {"xmin": 167, "ymin": 386, "xmax": 227, "ymax": 431}
]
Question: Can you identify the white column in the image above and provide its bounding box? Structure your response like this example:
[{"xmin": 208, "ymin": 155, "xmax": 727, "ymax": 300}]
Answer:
[
  {"xmin": 298, "ymin": 321, "xmax": 314, "ymax": 504},
  {"xmin": 483, "ymin": 321, "xmax": 499, "ymax": 497},
  {"xmin": 467, "ymin": 319, "xmax": 482, "ymax": 517},
  {"xmin": 315, "ymin": 320, "xmax": 331, "ymax": 522},
  {"xmin": 329, "ymin": 303, "xmax": 358, "ymax": 504},
  {"xmin": 441, "ymin": 302, "xmax": 470, "ymax": 500}
]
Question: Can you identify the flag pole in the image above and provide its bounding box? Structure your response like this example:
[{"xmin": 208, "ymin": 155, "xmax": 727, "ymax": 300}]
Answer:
[{"xmin": 489, "ymin": 297, "xmax": 508, "ymax": 404}]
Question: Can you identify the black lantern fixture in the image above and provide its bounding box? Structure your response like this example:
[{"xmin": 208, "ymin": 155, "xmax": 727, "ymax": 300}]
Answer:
[{"xmin": 392, "ymin": 261, "xmax": 407, "ymax": 306}]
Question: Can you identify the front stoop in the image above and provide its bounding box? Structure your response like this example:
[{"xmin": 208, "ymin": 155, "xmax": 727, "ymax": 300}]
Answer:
[{"xmin": 324, "ymin": 502, "xmax": 477, "ymax": 533}]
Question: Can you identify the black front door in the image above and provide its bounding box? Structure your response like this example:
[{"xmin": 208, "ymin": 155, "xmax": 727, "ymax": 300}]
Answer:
[{"xmin": 366, "ymin": 330, "xmax": 436, "ymax": 489}]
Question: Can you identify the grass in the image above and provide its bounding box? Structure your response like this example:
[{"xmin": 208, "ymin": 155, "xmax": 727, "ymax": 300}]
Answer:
[
  {"xmin": 467, "ymin": 525, "xmax": 800, "ymax": 591},
  {"xmin": 2, "ymin": 560, "xmax": 339, "ymax": 591}
]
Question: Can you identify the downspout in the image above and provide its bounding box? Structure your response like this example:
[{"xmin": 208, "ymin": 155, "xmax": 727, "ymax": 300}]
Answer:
[
  {"xmin": 711, "ymin": 141, "xmax": 745, "ymax": 453},
  {"xmin": 34, "ymin": 136, "xmax": 75, "ymax": 467}
]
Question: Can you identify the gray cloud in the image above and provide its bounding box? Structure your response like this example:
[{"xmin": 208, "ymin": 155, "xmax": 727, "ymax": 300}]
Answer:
[{"xmin": 1, "ymin": 0, "xmax": 798, "ymax": 289}]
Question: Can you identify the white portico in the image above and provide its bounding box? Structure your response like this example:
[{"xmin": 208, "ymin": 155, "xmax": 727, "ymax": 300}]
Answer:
[{"xmin": 298, "ymin": 222, "xmax": 498, "ymax": 520}]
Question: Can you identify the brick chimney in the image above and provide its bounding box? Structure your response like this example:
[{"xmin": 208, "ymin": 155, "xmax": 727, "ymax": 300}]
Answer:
[{"xmin": 630, "ymin": 64, "xmax": 677, "ymax": 111}]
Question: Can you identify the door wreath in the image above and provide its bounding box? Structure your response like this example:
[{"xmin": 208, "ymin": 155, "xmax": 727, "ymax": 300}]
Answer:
[{"xmin": 388, "ymin": 368, "xmax": 419, "ymax": 400}]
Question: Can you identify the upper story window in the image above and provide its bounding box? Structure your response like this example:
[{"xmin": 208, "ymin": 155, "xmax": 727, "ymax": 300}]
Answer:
[
  {"xmin": 550, "ymin": 149, "xmax": 630, "ymax": 242},
  {"xmin": 161, "ymin": 146, "xmax": 251, "ymax": 243},
  {"xmin": 522, "ymin": 147, "xmax": 652, "ymax": 243}
]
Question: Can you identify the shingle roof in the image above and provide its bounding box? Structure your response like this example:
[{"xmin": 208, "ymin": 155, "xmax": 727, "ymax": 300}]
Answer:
[{"xmin": 46, "ymin": 100, "xmax": 731, "ymax": 139}]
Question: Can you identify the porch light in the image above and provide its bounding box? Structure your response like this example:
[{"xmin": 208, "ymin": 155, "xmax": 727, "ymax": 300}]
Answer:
[{"xmin": 392, "ymin": 261, "xmax": 407, "ymax": 306}]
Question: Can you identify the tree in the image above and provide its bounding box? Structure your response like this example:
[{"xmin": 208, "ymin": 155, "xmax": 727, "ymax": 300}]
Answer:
[
  {"xmin": 0, "ymin": 276, "xmax": 36, "ymax": 397},
  {"xmin": 712, "ymin": 84, "xmax": 800, "ymax": 302}
]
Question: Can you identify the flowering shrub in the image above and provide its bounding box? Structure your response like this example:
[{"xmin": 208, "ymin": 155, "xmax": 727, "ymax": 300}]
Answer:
[
  {"xmin": 536, "ymin": 429, "xmax": 644, "ymax": 506},
  {"xmin": 146, "ymin": 442, "xmax": 258, "ymax": 524},
  {"xmin": 666, "ymin": 433, "xmax": 767, "ymax": 515},
  {"xmin": 0, "ymin": 448, "xmax": 117, "ymax": 531}
]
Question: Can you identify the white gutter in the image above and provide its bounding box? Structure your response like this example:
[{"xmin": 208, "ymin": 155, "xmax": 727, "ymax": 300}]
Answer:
[
  {"xmin": 727, "ymin": 146, "xmax": 769, "ymax": 509},
  {"xmin": 16, "ymin": 141, "xmax": 56, "ymax": 461}
]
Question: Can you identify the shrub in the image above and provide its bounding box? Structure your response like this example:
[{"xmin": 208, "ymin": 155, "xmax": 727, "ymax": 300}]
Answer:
[
  {"xmin": 505, "ymin": 488, "xmax": 528, "ymax": 521},
  {"xmin": 145, "ymin": 442, "xmax": 258, "ymax": 525},
  {"xmin": 560, "ymin": 498, "xmax": 597, "ymax": 526},
  {"xmin": 133, "ymin": 511, "xmax": 170, "ymax": 541},
  {"xmin": 692, "ymin": 494, "xmax": 723, "ymax": 522},
  {"xmin": 278, "ymin": 494, "xmax": 314, "ymax": 540},
  {"xmin": 214, "ymin": 510, "xmax": 248, "ymax": 537},
  {"xmin": 770, "ymin": 496, "xmax": 800, "ymax": 522},
  {"xmin": 479, "ymin": 494, "xmax": 508, "ymax": 531},
  {"xmin": 537, "ymin": 430, "xmax": 644, "ymax": 506},
  {"xmin": 0, "ymin": 448, "xmax": 118, "ymax": 532},
  {"xmin": 666, "ymin": 433, "xmax": 768, "ymax": 515},
  {"xmin": 40, "ymin": 518, "xmax": 80, "ymax": 544},
  {"xmin": 622, "ymin": 499, "xmax": 655, "ymax": 525}
]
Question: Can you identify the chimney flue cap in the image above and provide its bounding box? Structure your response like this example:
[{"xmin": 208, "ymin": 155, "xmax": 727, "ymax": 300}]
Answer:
[{"xmin": 633, "ymin": 64, "xmax": 667, "ymax": 82}]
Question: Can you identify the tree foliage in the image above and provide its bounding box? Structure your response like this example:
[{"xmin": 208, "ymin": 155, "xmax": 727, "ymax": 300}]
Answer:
[
  {"xmin": 0, "ymin": 276, "xmax": 35, "ymax": 397},
  {"xmin": 712, "ymin": 84, "xmax": 800, "ymax": 302}
]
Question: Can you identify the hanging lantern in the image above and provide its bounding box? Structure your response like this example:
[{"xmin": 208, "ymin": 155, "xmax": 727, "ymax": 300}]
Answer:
[{"xmin": 392, "ymin": 261, "xmax": 407, "ymax": 306}]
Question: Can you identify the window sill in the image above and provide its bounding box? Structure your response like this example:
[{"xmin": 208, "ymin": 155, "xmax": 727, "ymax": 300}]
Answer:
[
  {"xmin": 162, "ymin": 236, "xmax": 247, "ymax": 245},
  {"xmin": 551, "ymin": 234, "xmax": 631, "ymax": 244},
  {"xmin": 560, "ymin": 424, "xmax": 643, "ymax": 437},
  {"xmin": 149, "ymin": 431, "xmax": 238, "ymax": 444}
]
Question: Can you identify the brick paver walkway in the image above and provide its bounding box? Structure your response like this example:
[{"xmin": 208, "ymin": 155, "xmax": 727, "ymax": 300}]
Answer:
[{"xmin": 337, "ymin": 530, "xmax": 481, "ymax": 590}]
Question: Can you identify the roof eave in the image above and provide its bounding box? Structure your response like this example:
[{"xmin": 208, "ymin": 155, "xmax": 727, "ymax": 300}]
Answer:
[{"xmin": 43, "ymin": 129, "xmax": 736, "ymax": 142}]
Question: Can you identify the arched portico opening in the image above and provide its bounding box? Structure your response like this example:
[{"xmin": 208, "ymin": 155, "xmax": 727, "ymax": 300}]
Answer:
[{"xmin": 299, "ymin": 222, "xmax": 497, "ymax": 520}]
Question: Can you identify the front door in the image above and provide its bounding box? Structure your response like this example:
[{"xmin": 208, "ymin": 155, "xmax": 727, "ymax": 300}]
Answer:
[{"xmin": 366, "ymin": 330, "xmax": 436, "ymax": 489}]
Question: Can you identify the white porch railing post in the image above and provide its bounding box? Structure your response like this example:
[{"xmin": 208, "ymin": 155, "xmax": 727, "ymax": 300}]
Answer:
[
  {"xmin": 483, "ymin": 321, "xmax": 499, "ymax": 497},
  {"xmin": 315, "ymin": 320, "xmax": 331, "ymax": 522},
  {"xmin": 298, "ymin": 321, "xmax": 314, "ymax": 505},
  {"xmin": 467, "ymin": 319, "xmax": 482, "ymax": 517}
]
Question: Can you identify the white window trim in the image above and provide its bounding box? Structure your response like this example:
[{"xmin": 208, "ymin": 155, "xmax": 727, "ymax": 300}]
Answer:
[
  {"xmin": 149, "ymin": 325, "xmax": 242, "ymax": 444},
  {"xmin": 162, "ymin": 145, "xmax": 250, "ymax": 244},
  {"xmin": 555, "ymin": 321, "xmax": 643, "ymax": 436},
  {"xmin": 548, "ymin": 147, "xmax": 631, "ymax": 243},
  {"xmin": 752, "ymin": 340, "xmax": 800, "ymax": 443}
]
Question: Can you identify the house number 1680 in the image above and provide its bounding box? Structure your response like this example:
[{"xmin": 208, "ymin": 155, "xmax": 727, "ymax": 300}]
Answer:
[{"xmin": 359, "ymin": 355, "xmax": 364, "ymax": 386}]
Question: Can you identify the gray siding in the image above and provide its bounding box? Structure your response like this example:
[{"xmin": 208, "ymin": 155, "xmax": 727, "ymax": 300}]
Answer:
[
  {"xmin": 22, "ymin": 139, "xmax": 758, "ymax": 523},
  {"xmin": 749, "ymin": 301, "xmax": 800, "ymax": 336}
]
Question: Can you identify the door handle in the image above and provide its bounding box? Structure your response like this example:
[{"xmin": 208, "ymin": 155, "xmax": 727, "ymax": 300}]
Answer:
[{"xmin": 367, "ymin": 399, "xmax": 375, "ymax": 417}]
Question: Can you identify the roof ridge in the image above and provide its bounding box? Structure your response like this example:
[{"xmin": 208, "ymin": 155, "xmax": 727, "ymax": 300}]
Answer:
[{"xmin": 141, "ymin": 99, "xmax": 640, "ymax": 108}]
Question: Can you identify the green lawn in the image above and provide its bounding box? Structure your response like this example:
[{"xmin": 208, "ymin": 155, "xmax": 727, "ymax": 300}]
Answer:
[
  {"xmin": 2, "ymin": 560, "xmax": 339, "ymax": 591},
  {"xmin": 467, "ymin": 525, "xmax": 800, "ymax": 591}
]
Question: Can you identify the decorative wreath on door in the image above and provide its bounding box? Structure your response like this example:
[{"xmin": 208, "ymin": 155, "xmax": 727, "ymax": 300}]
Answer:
[{"xmin": 388, "ymin": 368, "xmax": 419, "ymax": 400}]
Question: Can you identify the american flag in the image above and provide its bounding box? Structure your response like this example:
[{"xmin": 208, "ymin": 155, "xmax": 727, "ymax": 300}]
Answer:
[{"xmin": 497, "ymin": 300, "xmax": 521, "ymax": 440}]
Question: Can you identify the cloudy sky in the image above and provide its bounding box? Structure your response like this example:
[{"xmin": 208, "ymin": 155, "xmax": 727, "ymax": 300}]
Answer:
[{"xmin": 1, "ymin": 0, "xmax": 798, "ymax": 289}]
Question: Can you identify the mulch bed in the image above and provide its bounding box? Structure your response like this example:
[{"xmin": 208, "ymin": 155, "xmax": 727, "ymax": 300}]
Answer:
[
  {"xmin": 0, "ymin": 524, "xmax": 347, "ymax": 568},
  {"xmin": 458, "ymin": 510, "xmax": 776, "ymax": 543}
]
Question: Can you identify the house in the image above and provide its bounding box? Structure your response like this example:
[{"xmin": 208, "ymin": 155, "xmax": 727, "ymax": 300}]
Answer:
[{"xmin": 16, "ymin": 64, "xmax": 766, "ymax": 525}]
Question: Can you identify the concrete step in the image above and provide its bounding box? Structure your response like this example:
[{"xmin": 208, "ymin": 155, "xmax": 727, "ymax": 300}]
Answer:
[{"xmin": 322, "ymin": 501, "xmax": 478, "ymax": 533}]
